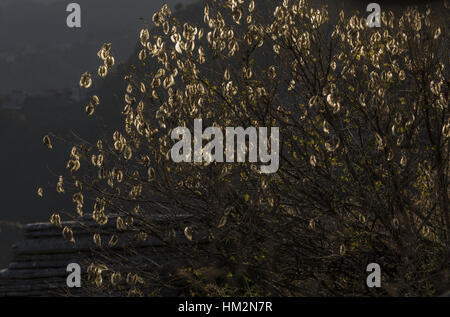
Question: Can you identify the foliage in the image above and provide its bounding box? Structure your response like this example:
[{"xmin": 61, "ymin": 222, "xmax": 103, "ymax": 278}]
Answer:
[{"xmin": 43, "ymin": 0, "xmax": 449, "ymax": 296}]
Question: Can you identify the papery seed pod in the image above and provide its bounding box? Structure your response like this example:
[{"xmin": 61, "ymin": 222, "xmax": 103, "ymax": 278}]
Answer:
[
  {"xmin": 43, "ymin": 135, "xmax": 52, "ymax": 149},
  {"xmin": 137, "ymin": 231, "xmax": 148, "ymax": 241},
  {"xmin": 387, "ymin": 150, "xmax": 394, "ymax": 162},
  {"xmin": 62, "ymin": 226, "xmax": 75, "ymax": 243},
  {"xmin": 124, "ymin": 146, "xmax": 132, "ymax": 160},
  {"xmin": 111, "ymin": 272, "xmax": 122, "ymax": 286},
  {"xmin": 93, "ymin": 233, "xmax": 102, "ymax": 247},
  {"xmin": 422, "ymin": 225, "xmax": 430, "ymax": 237},
  {"xmin": 56, "ymin": 176, "xmax": 65, "ymax": 194},
  {"xmin": 79, "ymin": 72, "xmax": 92, "ymax": 88},
  {"xmin": 108, "ymin": 234, "xmax": 118, "ymax": 247},
  {"xmin": 184, "ymin": 227, "xmax": 193, "ymax": 241},
  {"xmin": 91, "ymin": 95, "xmax": 100, "ymax": 106},
  {"xmin": 105, "ymin": 56, "xmax": 115, "ymax": 68},
  {"xmin": 116, "ymin": 217, "xmax": 127, "ymax": 231},
  {"xmin": 98, "ymin": 65, "xmax": 108, "ymax": 78},
  {"xmin": 50, "ymin": 213, "xmax": 62, "ymax": 228},
  {"xmin": 94, "ymin": 274, "xmax": 103, "ymax": 288},
  {"xmin": 392, "ymin": 217, "xmax": 399, "ymax": 229},
  {"xmin": 339, "ymin": 244, "xmax": 346, "ymax": 256},
  {"xmin": 140, "ymin": 82, "xmax": 146, "ymax": 94},
  {"xmin": 85, "ymin": 103, "xmax": 95, "ymax": 116},
  {"xmin": 359, "ymin": 214, "xmax": 366, "ymax": 224},
  {"xmin": 249, "ymin": 0, "xmax": 255, "ymax": 12},
  {"xmin": 434, "ymin": 27, "xmax": 441, "ymax": 40},
  {"xmin": 138, "ymin": 49, "xmax": 147, "ymax": 61},
  {"xmin": 224, "ymin": 68, "xmax": 230, "ymax": 81},
  {"xmin": 217, "ymin": 215, "xmax": 227, "ymax": 228},
  {"xmin": 268, "ymin": 66, "xmax": 276, "ymax": 79},
  {"xmin": 140, "ymin": 28, "xmax": 149, "ymax": 44},
  {"xmin": 400, "ymin": 154, "xmax": 407, "ymax": 167},
  {"xmin": 310, "ymin": 155, "xmax": 317, "ymax": 167}
]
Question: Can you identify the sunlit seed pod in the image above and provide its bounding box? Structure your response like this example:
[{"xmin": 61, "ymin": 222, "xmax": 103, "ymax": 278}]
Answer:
[
  {"xmin": 114, "ymin": 140, "xmax": 122, "ymax": 152},
  {"xmin": 163, "ymin": 21, "xmax": 170, "ymax": 35},
  {"xmin": 249, "ymin": 0, "xmax": 255, "ymax": 12},
  {"xmin": 111, "ymin": 272, "xmax": 122, "ymax": 286},
  {"xmin": 138, "ymin": 49, "xmax": 147, "ymax": 61},
  {"xmin": 93, "ymin": 233, "xmax": 102, "ymax": 247},
  {"xmin": 309, "ymin": 218, "xmax": 316, "ymax": 230},
  {"xmin": 79, "ymin": 72, "xmax": 92, "ymax": 88},
  {"xmin": 56, "ymin": 176, "xmax": 64, "ymax": 194},
  {"xmin": 72, "ymin": 192, "xmax": 84, "ymax": 205},
  {"xmin": 224, "ymin": 68, "xmax": 230, "ymax": 81},
  {"xmin": 90, "ymin": 155, "xmax": 98, "ymax": 167},
  {"xmin": 50, "ymin": 213, "xmax": 62, "ymax": 228},
  {"xmin": 96, "ymin": 213, "xmax": 108, "ymax": 226},
  {"xmin": 97, "ymin": 154, "xmax": 104, "ymax": 167},
  {"xmin": 105, "ymin": 56, "xmax": 115, "ymax": 68},
  {"xmin": 62, "ymin": 226, "xmax": 75, "ymax": 243},
  {"xmin": 396, "ymin": 134, "xmax": 404, "ymax": 146},
  {"xmin": 217, "ymin": 215, "xmax": 227, "ymax": 228},
  {"xmin": 76, "ymin": 205, "xmax": 83, "ymax": 217},
  {"xmin": 67, "ymin": 159, "xmax": 80, "ymax": 172},
  {"xmin": 91, "ymin": 95, "xmax": 100, "ymax": 106},
  {"xmin": 330, "ymin": 61, "xmax": 336, "ymax": 71},
  {"xmin": 137, "ymin": 232, "xmax": 148, "ymax": 241},
  {"xmin": 421, "ymin": 226, "xmax": 430, "ymax": 237},
  {"xmin": 184, "ymin": 227, "xmax": 193, "ymax": 241},
  {"xmin": 37, "ymin": 187, "xmax": 43, "ymax": 197},
  {"xmin": 123, "ymin": 146, "xmax": 132, "ymax": 160},
  {"xmin": 310, "ymin": 155, "xmax": 317, "ymax": 167},
  {"xmin": 308, "ymin": 96, "xmax": 318, "ymax": 107},
  {"xmin": 43, "ymin": 135, "xmax": 52, "ymax": 149},
  {"xmin": 74, "ymin": 180, "xmax": 83, "ymax": 191},
  {"xmin": 139, "ymin": 28, "xmax": 149, "ymax": 44},
  {"xmin": 98, "ymin": 65, "xmax": 108, "ymax": 78},
  {"xmin": 175, "ymin": 41, "xmax": 183, "ymax": 54},
  {"xmin": 85, "ymin": 103, "xmax": 95, "ymax": 116},
  {"xmin": 323, "ymin": 120, "xmax": 330, "ymax": 134},
  {"xmin": 434, "ymin": 27, "xmax": 441, "ymax": 40},
  {"xmin": 147, "ymin": 167, "xmax": 155, "ymax": 181},
  {"xmin": 442, "ymin": 123, "xmax": 450, "ymax": 138},
  {"xmin": 97, "ymin": 48, "xmax": 107, "ymax": 61},
  {"xmin": 339, "ymin": 244, "xmax": 346, "ymax": 256},
  {"xmin": 387, "ymin": 150, "xmax": 394, "ymax": 162},
  {"xmin": 125, "ymin": 273, "xmax": 135, "ymax": 285},
  {"xmin": 108, "ymin": 234, "xmax": 119, "ymax": 247},
  {"xmin": 116, "ymin": 217, "xmax": 127, "ymax": 231},
  {"xmin": 391, "ymin": 217, "xmax": 399, "ymax": 229},
  {"xmin": 375, "ymin": 133, "xmax": 385, "ymax": 150},
  {"xmin": 126, "ymin": 216, "xmax": 134, "ymax": 226},
  {"xmin": 268, "ymin": 66, "xmax": 276, "ymax": 79},
  {"xmin": 95, "ymin": 141, "xmax": 102, "ymax": 152},
  {"xmin": 94, "ymin": 274, "xmax": 103, "ymax": 288},
  {"xmin": 273, "ymin": 44, "xmax": 280, "ymax": 54},
  {"xmin": 400, "ymin": 154, "xmax": 407, "ymax": 167},
  {"xmin": 359, "ymin": 214, "xmax": 366, "ymax": 224},
  {"xmin": 70, "ymin": 146, "xmax": 78, "ymax": 158},
  {"xmin": 140, "ymin": 82, "xmax": 146, "ymax": 94}
]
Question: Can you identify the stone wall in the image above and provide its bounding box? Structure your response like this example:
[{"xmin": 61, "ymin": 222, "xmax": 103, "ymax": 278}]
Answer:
[{"xmin": 0, "ymin": 215, "xmax": 189, "ymax": 296}]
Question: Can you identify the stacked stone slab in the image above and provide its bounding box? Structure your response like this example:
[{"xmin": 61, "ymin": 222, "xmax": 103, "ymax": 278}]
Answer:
[{"xmin": 0, "ymin": 215, "xmax": 189, "ymax": 296}]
